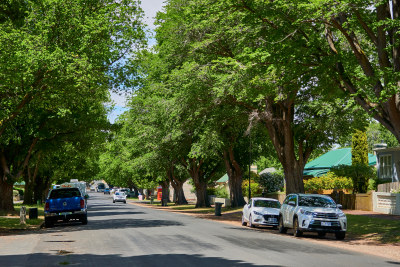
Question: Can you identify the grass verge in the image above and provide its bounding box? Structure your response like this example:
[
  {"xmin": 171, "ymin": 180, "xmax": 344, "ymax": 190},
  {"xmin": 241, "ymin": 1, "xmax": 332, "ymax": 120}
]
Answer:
[
  {"xmin": 0, "ymin": 203, "xmax": 44, "ymax": 232},
  {"xmin": 346, "ymin": 214, "xmax": 400, "ymax": 243}
]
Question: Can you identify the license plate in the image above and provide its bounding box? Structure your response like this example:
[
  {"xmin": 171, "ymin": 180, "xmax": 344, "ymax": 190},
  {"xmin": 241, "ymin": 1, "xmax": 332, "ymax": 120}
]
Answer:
[
  {"xmin": 268, "ymin": 218, "xmax": 277, "ymax": 223},
  {"xmin": 60, "ymin": 212, "xmax": 72, "ymax": 216},
  {"xmin": 321, "ymin": 221, "xmax": 331, "ymax": 226}
]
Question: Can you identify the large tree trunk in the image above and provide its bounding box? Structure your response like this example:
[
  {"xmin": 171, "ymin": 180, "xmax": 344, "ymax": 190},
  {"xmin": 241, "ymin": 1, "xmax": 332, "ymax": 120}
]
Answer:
[
  {"xmin": 0, "ymin": 179, "xmax": 14, "ymax": 212},
  {"xmin": 183, "ymin": 158, "xmax": 210, "ymax": 208},
  {"xmin": 160, "ymin": 180, "xmax": 170, "ymax": 204},
  {"xmin": 23, "ymin": 167, "xmax": 35, "ymax": 205},
  {"xmin": 223, "ymin": 147, "xmax": 246, "ymax": 207},
  {"xmin": 34, "ymin": 175, "xmax": 51, "ymax": 204},
  {"xmin": 174, "ymin": 186, "xmax": 188, "ymax": 205},
  {"xmin": 168, "ymin": 166, "xmax": 188, "ymax": 205},
  {"xmin": 193, "ymin": 177, "xmax": 209, "ymax": 208},
  {"xmin": 260, "ymin": 97, "xmax": 312, "ymax": 194}
]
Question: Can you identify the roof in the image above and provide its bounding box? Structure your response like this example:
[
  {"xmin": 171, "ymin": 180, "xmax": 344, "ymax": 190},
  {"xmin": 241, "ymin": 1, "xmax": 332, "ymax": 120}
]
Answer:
[
  {"xmin": 216, "ymin": 173, "xmax": 228, "ymax": 183},
  {"xmin": 259, "ymin": 167, "xmax": 277, "ymax": 175},
  {"xmin": 303, "ymin": 148, "xmax": 377, "ymax": 177}
]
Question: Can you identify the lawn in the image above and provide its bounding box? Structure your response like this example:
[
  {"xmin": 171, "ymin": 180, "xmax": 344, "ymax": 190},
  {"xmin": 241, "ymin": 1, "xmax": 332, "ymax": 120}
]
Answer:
[
  {"xmin": 0, "ymin": 203, "xmax": 44, "ymax": 231},
  {"xmin": 346, "ymin": 214, "xmax": 400, "ymax": 243}
]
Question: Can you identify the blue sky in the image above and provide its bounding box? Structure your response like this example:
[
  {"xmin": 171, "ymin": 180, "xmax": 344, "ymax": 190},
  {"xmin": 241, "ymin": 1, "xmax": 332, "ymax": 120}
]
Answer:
[{"xmin": 107, "ymin": 0, "xmax": 165, "ymax": 123}]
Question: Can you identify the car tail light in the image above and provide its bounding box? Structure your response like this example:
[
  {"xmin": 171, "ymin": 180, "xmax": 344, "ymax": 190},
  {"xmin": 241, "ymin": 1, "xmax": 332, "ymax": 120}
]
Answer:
[
  {"xmin": 45, "ymin": 202, "xmax": 49, "ymax": 211},
  {"xmin": 80, "ymin": 199, "xmax": 85, "ymax": 209}
]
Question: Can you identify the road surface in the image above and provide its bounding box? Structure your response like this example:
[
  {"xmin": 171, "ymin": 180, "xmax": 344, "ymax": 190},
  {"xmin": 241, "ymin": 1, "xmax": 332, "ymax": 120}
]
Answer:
[{"xmin": 0, "ymin": 192, "xmax": 398, "ymax": 266}]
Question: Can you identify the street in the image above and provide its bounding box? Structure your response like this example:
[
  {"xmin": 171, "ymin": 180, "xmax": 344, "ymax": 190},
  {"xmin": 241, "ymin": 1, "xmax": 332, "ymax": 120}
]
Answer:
[{"xmin": 0, "ymin": 192, "xmax": 398, "ymax": 267}]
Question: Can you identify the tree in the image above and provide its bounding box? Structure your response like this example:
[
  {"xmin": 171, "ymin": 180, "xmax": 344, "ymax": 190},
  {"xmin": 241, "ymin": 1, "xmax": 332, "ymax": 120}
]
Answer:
[
  {"xmin": 0, "ymin": 0, "xmax": 145, "ymax": 212},
  {"xmin": 352, "ymin": 130, "xmax": 369, "ymax": 166},
  {"xmin": 152, "ymin": 0, "xmax": 365, "ymax": 195},
  {"xmin": 366, "ymin": 121, "xmax": 398, "ymax": 152}
]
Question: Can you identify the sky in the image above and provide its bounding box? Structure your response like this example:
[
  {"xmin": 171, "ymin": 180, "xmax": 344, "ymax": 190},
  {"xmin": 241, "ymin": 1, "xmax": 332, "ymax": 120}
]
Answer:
[{"xmin": 107, "ymin": 0, "xmax": 165, "ymax": 122}]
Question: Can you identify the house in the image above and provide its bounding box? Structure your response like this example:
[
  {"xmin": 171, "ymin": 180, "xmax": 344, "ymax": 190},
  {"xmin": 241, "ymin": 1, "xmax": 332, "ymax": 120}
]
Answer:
[
  {"xmin": 303, "ymin": 148, "xmax": 377, "ymax": 178},
  {"xmin": 373, "ymin": 145, "xmax": 400, "ymax": 182}
]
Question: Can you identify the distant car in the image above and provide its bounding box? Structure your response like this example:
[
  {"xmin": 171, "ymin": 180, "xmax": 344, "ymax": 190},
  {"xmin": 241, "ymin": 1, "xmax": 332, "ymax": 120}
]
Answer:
[
  {"xmin": 104, "ymin": 188, "xmax": 110, "ymax": 194},
  {"xmin": 113, "ymin": 192, "xmax": 127, "ymax": 203},
  {"xmin": 279, "ymin": 193, "xmax": 347, "ymax": 240},
  {"xmin": 242, "ymin": 197, "xmax": 281, "ymax": 228}
]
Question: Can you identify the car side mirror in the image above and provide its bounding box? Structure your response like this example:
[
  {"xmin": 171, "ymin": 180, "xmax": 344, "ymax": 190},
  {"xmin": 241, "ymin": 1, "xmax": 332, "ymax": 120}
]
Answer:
[
  {"xmin": 288, "ymin": 201, "xmax": 296, "ymax": 206},
  {"xmin": 337, "ymin": 204, "xmax": 342, "ymax": 209}
]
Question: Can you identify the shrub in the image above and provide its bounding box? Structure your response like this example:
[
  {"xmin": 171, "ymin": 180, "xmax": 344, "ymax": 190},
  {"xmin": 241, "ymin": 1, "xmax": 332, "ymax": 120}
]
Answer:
[
  {"xmin": 215, "ymin": 186, "xmax": 229, "ymax": 198},
  {"xmin": 331, "ymin": 164, "xmax": 376, "ymax": 193},
  {"xmin": 304, "ymin": 172, "xmax": 353, "ymax": 192},
  {"xmin": 242, "ymin": 180, "xmax": 262, "ymax": 197},
  {"xmin": 255, "ymin": 172, "xmax": 284, "ymax": 193},
  {"xmin": 207, "ymin": 187, "xmax": 216, "ymax": 196}
]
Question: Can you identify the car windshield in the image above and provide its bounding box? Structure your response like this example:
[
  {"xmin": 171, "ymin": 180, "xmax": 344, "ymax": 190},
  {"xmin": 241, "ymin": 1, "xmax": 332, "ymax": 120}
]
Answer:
[
  {"xmin": 49, "ymin": 189, "xmax": 81, "ymax": 199},
  {"xmin": 298, "ymin": 196, "xmax": 336, "ymax": 208},
  {"xmin": 253, "ymin": 200, "xmax": 281, "ymax": 208}
]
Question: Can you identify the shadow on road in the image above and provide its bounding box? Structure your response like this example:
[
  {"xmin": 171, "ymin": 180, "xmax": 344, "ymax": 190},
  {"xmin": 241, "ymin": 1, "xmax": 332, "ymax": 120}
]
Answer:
[
  {"xmin": 0, "ymin": 253, "xmax": 283, "ymax": 267},
  {"xmin": 45, "ymin": 217, "xmax": 184, "ymax": 232}
]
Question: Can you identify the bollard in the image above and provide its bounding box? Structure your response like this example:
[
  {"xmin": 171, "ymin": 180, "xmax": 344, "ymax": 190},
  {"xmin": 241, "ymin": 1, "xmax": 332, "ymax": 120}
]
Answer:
[
  {"xmin": 215, "ymin": 202, "xmax": 223, "ymax": 216},
  {"xmin": 29, "ymin": 208, "xmax": 38, "ymax": 220},
  {"xmin": 20, "ymin": 206, "xmax": 26, "ymax": 225}
]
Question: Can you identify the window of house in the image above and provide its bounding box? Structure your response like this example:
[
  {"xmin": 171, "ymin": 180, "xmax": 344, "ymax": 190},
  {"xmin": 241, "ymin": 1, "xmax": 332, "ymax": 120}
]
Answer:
[{"xmin": 379, "ymin": 154, "xmax": 393, "ymax": 179}]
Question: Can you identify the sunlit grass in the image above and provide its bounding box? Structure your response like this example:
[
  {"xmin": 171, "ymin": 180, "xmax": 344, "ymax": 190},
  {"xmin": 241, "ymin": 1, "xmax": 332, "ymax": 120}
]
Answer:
[
  {"xmin": 0, "ymin": 203, "xmax": 44, "ymax": 230},
  {"xmin": 0, "ymin": 217, "xmax": 43, "ymax": 230},
  {"xmin": 347, "ymin": 214, "xmax": 400, "ymax": 243}
]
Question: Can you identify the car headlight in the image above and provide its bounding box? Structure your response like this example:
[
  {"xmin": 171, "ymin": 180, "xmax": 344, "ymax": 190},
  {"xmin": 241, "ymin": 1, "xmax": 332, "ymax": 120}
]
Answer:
[
  {"xmin": 300, "ymin": 209, "xmax": 313, "ymax": 216},
  {"xmin": 253, "ymin": 211, "xmax": 263, "ymax": 216},
  {"xmin": 338, "ymin": 211, "xmax": 346, "ymax": 218}
]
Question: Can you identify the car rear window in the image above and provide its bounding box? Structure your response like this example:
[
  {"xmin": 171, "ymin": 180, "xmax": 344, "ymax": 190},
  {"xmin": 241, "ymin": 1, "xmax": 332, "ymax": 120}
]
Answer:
[{"xmin": 49, "ymin": 189, "xmax": 81, "ymax": 199}]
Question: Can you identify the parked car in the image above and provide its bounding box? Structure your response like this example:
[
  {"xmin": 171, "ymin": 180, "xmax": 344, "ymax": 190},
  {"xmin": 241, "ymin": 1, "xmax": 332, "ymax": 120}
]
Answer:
[
  {"xmin": 113, "ymin": 192, "xmax": 127, "ymax": 203},
  {"xmin": 242, "ymin": 197, "xmax": 281, "ymax": 228},
  {"xmin": 44, "ymin": 187, "xmax": 88, "ymax": 227},
  {"xmin": 104, "ymin": 188, "xmax": 110, "ymax": 194},
  {"xmin": 279, "ymin": 193, "xmax": 347, "ymax": 240}
]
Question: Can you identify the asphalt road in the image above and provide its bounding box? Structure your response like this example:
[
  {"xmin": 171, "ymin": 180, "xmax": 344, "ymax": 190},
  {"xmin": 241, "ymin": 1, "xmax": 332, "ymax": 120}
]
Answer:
[{"xmin": 0, "ymin": 192, "xmax": 398, "ymax": 267}]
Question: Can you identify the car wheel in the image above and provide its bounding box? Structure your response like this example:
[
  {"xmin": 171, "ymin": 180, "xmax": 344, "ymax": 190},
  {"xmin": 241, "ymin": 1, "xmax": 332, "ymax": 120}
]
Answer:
[
  {"xmin": 113, "ymin": 200, "xmax": 115, "ymax": 203},
  {"xmin": 124, "ymin": 200, "xmax": 126, "ymax": 204},
  {"xmin": 318, "ymin": 232, "xmax": 326, "ymax": 238},
  {"xmin": 81, "ymin": 214, "xmax": 88, "ymax": 225},
  {"xmin": 249, "ymin": 215, "xmax": 255, "ymax": 228},
  {"xmin": 335, "ymin": 232, "xmax": 346, "ymax": 240},
  {"xmin": 44, "ymin": 219, "xmax": 53, "ymax": 228},
  {"xmin": 293, "ymin": 217, "xmax": 303, "ymax": 237},
  {"xmin": 241, "ymin": 215, "xmax": 247, "ymax": 226},
  {"xmin": 278, "ymin": 216, "xmax": 287, "ymax": 234}
]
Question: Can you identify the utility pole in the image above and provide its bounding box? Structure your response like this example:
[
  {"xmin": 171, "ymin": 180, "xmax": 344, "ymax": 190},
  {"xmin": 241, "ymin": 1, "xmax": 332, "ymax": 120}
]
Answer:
[{"xmin": 248, "ymin": 129, "xmax": 251, "ymax": 201}]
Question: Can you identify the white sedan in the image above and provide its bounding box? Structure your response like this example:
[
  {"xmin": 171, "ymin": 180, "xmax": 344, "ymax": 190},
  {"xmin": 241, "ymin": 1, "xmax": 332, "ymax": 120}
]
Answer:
[
  {"xmin": 113, "ymin": 192, "xmax": 127, "ymax": 203},
  {"xmin": 242, "ymin": 197, "xmax": 281, "ymax": 228}
]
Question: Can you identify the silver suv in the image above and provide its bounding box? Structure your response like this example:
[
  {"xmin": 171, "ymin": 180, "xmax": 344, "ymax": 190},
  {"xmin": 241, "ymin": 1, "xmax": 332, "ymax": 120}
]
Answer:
[{"xmin": 279, "ymin": 194, "xmax": 347, "ymax": 240}]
